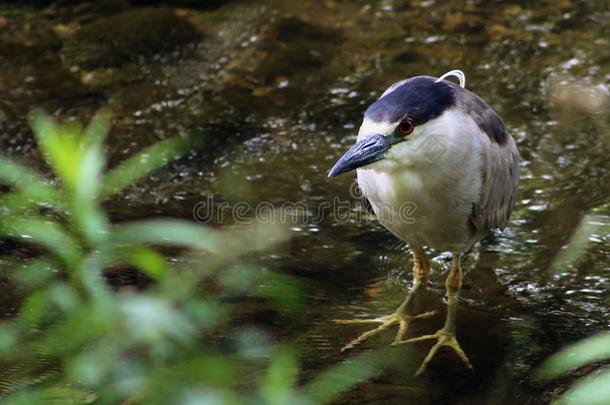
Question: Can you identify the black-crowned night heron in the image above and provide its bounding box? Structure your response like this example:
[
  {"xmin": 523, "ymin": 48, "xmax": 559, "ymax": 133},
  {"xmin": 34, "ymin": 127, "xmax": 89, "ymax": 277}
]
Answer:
[{"xmin": 328, "ymin": 70, "xmax": 520, "ymax": 375}]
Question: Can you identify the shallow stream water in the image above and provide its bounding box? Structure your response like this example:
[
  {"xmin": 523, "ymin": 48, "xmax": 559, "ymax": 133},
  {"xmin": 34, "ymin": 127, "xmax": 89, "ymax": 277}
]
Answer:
[{"xmin": 0, "ymin": 1, "xmax": 609, "ymax": 403}]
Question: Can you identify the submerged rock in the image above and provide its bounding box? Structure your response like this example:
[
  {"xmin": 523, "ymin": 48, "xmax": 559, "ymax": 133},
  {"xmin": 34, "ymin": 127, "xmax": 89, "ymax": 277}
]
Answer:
[{"xmin": 61, "ymin": 7, "xmax": 202, "ymax": 69}]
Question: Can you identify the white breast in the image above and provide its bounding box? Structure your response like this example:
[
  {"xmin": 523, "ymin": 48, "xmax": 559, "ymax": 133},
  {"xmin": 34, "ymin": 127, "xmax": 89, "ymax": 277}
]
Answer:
[{"xmin": 356, "ymin": 108, "xmax": 484, "ymax": 251}]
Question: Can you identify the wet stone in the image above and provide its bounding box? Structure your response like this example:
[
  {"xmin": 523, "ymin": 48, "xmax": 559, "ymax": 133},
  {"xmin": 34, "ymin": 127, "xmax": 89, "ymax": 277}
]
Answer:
[
  {"xmin": 252, "ymin": 16, "xmax": 344, "ymax": 83},
  {"xmin": 488, "ymin": 23, "xmax": 509, "ymax": 41},
  {"xmin": 0, "ymin": 39, "xmax": 106, "ymax": 113},
  {"xmin": 444, "ymin": 12, "xmax": 485, "ymax": 34},
  {"xmin": 61, "ymin": 7, "xmax": 202, "ymax": 69}
]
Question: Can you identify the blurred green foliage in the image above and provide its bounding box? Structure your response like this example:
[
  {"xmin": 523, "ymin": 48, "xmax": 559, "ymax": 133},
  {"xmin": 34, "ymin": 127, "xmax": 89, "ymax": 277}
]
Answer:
[
  {"xmin": 550, "ymin": 213, "xmax": 609, "ymax": 275},
  {"xmin": 536, "ymin": 213, "xmax": 610, "ymax": 405},
  {"xmin": 536, "ymin": 332, "xmax": 610, "ymax": 405},
  {"xmin": 0, "ymin": 111, "xmax": 386, "ymax": 404}
]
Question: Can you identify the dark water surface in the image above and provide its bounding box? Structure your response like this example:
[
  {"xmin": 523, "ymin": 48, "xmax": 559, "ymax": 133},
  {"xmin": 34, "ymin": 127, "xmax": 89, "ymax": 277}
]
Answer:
[{"xmin": 0, "ymin": 0, "xmax": 609, "ymax": 403}]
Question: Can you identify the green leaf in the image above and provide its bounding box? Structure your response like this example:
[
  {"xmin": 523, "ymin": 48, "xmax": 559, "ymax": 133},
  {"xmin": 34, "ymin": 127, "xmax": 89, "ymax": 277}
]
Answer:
[
  {"xmin": 177, "ymin": 355, "xmax": 237, "ymax": 386},
  {"xmin": 39, "ymin": 386, "xmax": 98, "ymax": 404},
  {"xmin": 0, "ymin": 186, "xmax": 63, "ymax": 215},
  {"xmin": 120, "ymin": 246, "xmax": 169, "ymax": 279},
  {"xmin": 551, "ymin": 214, "xmax": 608, "ymax": 273},
  {"xmin": 83, "ymin": 109, "xmax": 112, "ymax": 149},
  {"xmin": 19, "ymin": 289, "xmax": 49, "ymax": 327},
  {"xmin": 109, "ymin": 219, "xmax": 222, "ymax": 252},
  {"xmin": 0, "ymin": 155, "xmax": 51, "ymax": 189},
  {"xmin": 0, "ymin": 217, "xmax": 81, "ymax": 268},
  {"xmin": 67, "ymin": 344, "xmax": 119, "ymax": 388},
  {"xmin": 110, "ymin": 220, "xmax": 289, "ymax": 261},
  {"xmin": 14, "ymin": 257, "xmax": 58, "ymax": 289},
  {"xmin": 48, "ymin": 282, "xmax": 81, "ymax": 314},
  {"xmin": 119, "ymin": 295, "xmax": 196, "ymax": 352},
  {"xmin": 302, "ymin": 347, "xmax": 399, "ymax": 404},
  {"xmin": 71, "ymin": 144, "xmax": 109, "ymax": 245},
  {"xmin": 0, "ymin": 324, "xmax": 18, "ymax": 356},
  {"xmin": 28, "ymin": 110, "xmax": 82, "ymax": 189},
  {"xmin": 100, "ymin": 136, "xmax": 194, "ymax": 200},
  {"xmin": 41, "ymin": 306, "xmax": 113, "ymax": 356},
  {"xmin": 78, "ymin": 251, "xmax": 114, "ymax": 308},
  {"xmin": 535, "ymin": 332, "xmax": 610, "ymax": 381},
  {"xmin": 558, "ymin": 367, "xmax": 610, "ymax": 405},
  {"xmin": 259, "ymin": 348, "xmax": 299, "ymax": 405},
  {"xmin": 257, "ymin": 272, "xmax": 305, "ymax": 312},
  {"xmin": 0, "ymin": 155, "xmax": 62, "ymax": 213}
]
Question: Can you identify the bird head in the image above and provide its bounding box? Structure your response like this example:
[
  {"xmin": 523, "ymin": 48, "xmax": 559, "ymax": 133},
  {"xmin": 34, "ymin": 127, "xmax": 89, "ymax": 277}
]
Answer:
[{"xmin": 328, "ymin": 72, "xmax": 464, "ymax": 178}]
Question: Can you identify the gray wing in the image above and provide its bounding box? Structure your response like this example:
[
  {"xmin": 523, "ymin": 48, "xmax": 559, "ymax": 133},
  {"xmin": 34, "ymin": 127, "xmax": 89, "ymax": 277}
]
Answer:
[
  {"xmin": 452, "ymin": 85, "xmax": 520, "ymax": 236},
  {"xmin": 470, "ymin": 136, "xmax": 520, "ymax": 235},
  {"xmin": 362, "ymin": 196, "xmax": 376, "ymax": 217}
]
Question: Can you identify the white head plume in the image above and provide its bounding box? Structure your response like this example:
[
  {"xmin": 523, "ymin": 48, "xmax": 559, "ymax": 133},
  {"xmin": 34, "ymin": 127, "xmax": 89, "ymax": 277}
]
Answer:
[{"xmin": 435, "ymin": 70, "xmax": 466, "ymax": 88}]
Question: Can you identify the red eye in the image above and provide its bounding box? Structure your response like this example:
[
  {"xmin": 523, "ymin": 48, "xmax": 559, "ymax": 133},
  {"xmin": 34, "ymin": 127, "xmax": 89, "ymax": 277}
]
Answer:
[{"xmin": 398, "ymin": 118, "xmax": 415, "ymax": 136}]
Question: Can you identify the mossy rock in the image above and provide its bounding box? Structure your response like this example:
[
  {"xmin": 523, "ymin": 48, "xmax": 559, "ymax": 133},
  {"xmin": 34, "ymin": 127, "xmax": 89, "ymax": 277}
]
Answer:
[{"xmin": 61, "ymin": 7, "xmax": 201, "ymax": 69}]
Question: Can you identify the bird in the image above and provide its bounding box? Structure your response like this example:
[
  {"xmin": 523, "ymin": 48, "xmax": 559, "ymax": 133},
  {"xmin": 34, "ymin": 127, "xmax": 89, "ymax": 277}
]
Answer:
[{"xmin": 327, "ymin": 70, "xmax": 520, "ymax": 375}]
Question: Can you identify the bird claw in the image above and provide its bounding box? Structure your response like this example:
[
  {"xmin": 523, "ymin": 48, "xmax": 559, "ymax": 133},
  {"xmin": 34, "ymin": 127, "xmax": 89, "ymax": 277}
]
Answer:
[
  {"xmin": 334, "ymin": 310, "xmax": 437, "ymax": 352},
  {"xmin": 393, "ymin": 329, "xmax": 473, "ymax": 376}
]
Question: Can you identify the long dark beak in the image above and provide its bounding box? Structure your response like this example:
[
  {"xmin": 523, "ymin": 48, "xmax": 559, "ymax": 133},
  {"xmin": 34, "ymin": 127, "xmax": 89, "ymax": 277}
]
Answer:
[{"xmin": 328, "ymin": 134, "xmax": 396, "ymax": 178}]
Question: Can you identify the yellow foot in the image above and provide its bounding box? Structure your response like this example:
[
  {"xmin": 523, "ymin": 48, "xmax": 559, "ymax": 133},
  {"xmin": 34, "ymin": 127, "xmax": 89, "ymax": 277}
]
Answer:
[
  {"xmin": 334, "ymin": 310, "xmax": 437, "ymax": 352},
  {"xmin": 393, "ymin": 329, "xmax": 473, "ymax": 376}
]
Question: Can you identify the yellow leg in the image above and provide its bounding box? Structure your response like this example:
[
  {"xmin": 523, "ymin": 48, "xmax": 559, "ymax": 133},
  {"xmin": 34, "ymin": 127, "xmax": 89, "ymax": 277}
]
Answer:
[
  {"xmin": 335, "ymin": 245, "xmax": 437, "ymax": 351},
  {"xmin": 393, "ymin": 252, "xmax": 473, "ymax": 375}
]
